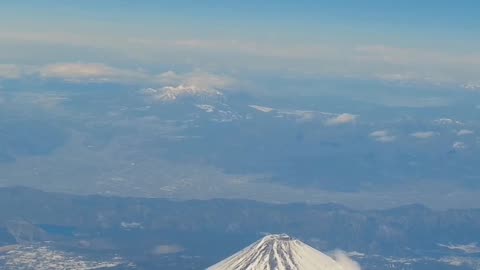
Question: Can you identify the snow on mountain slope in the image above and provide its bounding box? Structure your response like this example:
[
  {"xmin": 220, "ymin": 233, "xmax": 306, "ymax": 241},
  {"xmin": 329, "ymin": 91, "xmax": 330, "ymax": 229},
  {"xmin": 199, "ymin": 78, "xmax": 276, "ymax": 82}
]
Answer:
[
  {"xmin": 208, "ymin": 234, "xmax": 357, "ymax": 270},
  {"xmin": 249, "ymin": 105, "xmax": 275, "ymax": 113},
  {"xmin": 143, "ymin": 85, "xmax": 223, "ymax": 102}
]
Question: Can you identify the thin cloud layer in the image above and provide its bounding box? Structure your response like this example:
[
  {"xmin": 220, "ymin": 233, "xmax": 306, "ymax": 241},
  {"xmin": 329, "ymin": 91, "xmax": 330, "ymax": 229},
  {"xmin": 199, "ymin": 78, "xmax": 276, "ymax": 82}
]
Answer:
[
  {"xmin": 355, "ymin": 45, "xmax": 480, "ymax": 86},
  {"xmin": 39, "ymin": 63, "xmax": 148, "ymax": 83},
  {"xmin": 370, "ymin": 130, "xmax": 389, "ymax": 137},
  {"xmin": 156, "ymin": 70, "xmax": 234, "ymax": 90},
  {"xmin": 1, "ymin": 63, "xmax": 236, "ymax": 90},
  {"xmin": 411, "ymin": 131, "xmax": 436, "ymax": 139},
  {"xmin": 3, "ymin": 28, "xmax": 480, "ymax": 87},
  {"xmin": 0, "ymin": 64, "xmax": 22, "ymax": 79},
  {"xmin": 13, "ymin": 92, "xmax": 69, "ymax": 109}
]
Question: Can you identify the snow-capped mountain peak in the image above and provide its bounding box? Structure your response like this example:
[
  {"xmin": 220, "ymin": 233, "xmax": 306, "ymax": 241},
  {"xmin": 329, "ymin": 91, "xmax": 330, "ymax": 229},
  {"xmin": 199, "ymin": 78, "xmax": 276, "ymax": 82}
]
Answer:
[
  {"xmin": 143, "ymin": 85, "xmax": 223, "ymax": 102},
  {"xmin": 207, "ymin": 234, "xmax": 355, "ymax": 270}
]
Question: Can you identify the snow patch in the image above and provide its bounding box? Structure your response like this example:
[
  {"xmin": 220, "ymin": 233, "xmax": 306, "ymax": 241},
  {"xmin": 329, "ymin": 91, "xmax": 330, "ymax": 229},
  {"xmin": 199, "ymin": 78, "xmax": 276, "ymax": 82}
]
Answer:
[
  {"xmin": 196, "ymin": 104, "xmax": 215, "ymax": 112},
  {"xmin": 249, "ymin": 105, "xmax": 275, "ymax": 113},
  {"xmin": 438, "ymin": 243, "xmax": 480, "ymax": 254},
  {"xmin": 120, "ymin": 221, "xmax": 143, "ymax": 230},
  {"xmin": 457, "ymin": 129, "xmax": 474, "ymax": 136},
  {"xmin": 452, "ymin": 141, "xmax": 467, "ymax": 150},
  {"xmin": 433, "ymin": 118, "xmax": 463, "ymax": 125},
  {"xmin": 143, "ymin": 85, "xmax": 223, "ymax": 102},
  {"xmin": 462, "ymin": 83, "xmax": 480, "ymax": 91}
]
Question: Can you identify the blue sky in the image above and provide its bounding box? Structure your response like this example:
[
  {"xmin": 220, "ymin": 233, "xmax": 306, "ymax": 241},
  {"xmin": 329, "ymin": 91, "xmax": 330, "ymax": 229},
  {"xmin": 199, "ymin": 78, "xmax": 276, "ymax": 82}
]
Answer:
[
  {"xmin": 3, "ymin": 1, "xmax": 479, "ymax": 41},
  {"xmin": 0, "ymin": 1, "xmax": 480, "ymax": 89}
]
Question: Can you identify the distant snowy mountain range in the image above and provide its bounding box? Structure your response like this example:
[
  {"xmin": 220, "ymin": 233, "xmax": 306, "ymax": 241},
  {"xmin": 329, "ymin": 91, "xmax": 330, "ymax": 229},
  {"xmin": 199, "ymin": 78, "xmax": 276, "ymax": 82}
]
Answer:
[
  {"xmin": 142, "ymin": 85, "xmax": 223, "ymax": 102},
  {"xmin": 141, "ymin": 86, "xmax": 355, "ymax": 125}
]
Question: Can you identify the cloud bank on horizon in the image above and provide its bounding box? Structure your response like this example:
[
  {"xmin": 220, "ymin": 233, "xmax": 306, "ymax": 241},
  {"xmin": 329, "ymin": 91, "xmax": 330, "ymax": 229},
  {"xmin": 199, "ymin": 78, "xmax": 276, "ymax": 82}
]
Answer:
[{"xmin": 0, "ymin": 1, "xmax": 479, "ymax": 90}]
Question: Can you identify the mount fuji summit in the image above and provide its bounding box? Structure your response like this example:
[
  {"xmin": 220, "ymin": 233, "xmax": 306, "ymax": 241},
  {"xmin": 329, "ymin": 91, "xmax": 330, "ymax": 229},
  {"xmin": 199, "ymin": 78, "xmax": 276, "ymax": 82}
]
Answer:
[{"xmin": 207, "ymin": 234, "xmax": 360, "ymax": 270}]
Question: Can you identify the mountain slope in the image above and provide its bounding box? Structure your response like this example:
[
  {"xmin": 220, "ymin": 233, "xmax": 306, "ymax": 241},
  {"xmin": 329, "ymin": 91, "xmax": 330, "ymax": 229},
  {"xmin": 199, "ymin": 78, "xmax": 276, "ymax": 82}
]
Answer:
[{"xmin": 207, "ymin": 234, "xmax": 347, "ymax": 270}]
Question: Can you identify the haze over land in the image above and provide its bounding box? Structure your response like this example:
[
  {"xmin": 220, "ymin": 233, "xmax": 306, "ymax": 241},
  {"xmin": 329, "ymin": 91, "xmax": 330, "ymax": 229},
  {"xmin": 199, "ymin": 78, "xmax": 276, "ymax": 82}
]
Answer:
[
  {"xmin": 0, "ymin": 74, "xmax": 479, "ymax": 209},
  {"xmin": 1, "ymin": 2, "xmax": 480, "ymax": 210}
]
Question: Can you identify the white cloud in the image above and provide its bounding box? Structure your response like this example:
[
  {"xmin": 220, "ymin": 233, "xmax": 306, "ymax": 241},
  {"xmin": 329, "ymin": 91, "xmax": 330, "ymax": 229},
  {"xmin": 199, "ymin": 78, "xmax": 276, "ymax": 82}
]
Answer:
[
  {"xmin": 410, "ymin": 131, "xmax": 436, "ymax": 139},
  {"xmin": 326, "ymin": 113, "xmax": 357, "ymax": 126},
  {"xmin": 457, "ymin": 129, "xmax": 474, "ymax": 136},
  {"xmin": 453, "ymin": 141, "xmax": 467, "ymax": 150},
  {"xmin": 369, "ymin": 130, "xmax": 396, "ymax": 143},
  {"xmin": 332, "ymin": 250, "xmax": 362, "ymax": 270},
  {"xmin": 38, "ymin": 63, "xmax": 148, "ymax": 83}
]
